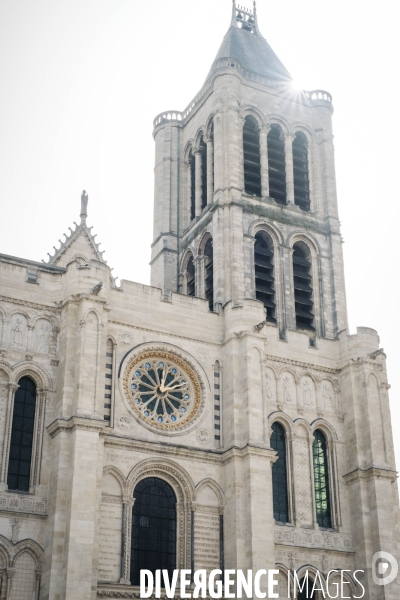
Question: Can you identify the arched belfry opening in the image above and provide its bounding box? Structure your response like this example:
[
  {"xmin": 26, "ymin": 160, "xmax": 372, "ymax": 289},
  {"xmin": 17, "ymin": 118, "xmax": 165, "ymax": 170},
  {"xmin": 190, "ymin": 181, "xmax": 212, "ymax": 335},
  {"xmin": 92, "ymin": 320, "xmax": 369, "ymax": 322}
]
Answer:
[
  {"xmin": 254, "ymin": 232, "xmax": 276, "ymax": 323},
  {"xmin": 204, "ymin": 238, "xmax": 214, "ymax": 311},
  {"xmin": 267, "ymin": 124, "xmax": 286, "ymax": 205},
  {"xmin": 243, "ymin": 115, "xmax": 261, "ymax": 197},
  {"xmin": 292, "ymin": 243, "xmax": 314, "ymax": 331},
  {"xmin": 293, "ymin": 132, "xmax": 310, "ymax": 211},
  {"xmin": 199, "ymin": 135, "xmax": 208, "ymax": 210},
  {"xmin": 189, "ymin": 150, "xmax": 196, "ymax": 221},
  {"xmin": 186, "ymin": 254, "xmax": 195, "ymax": 297}
]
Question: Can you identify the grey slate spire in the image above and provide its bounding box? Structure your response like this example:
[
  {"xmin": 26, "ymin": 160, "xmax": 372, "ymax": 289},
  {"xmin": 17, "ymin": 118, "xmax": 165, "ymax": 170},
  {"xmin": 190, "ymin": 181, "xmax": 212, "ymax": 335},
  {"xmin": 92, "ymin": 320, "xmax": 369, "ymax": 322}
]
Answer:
[{"xmin": 210, "ymin": 1, "xmax": 292, "ymax": 81}]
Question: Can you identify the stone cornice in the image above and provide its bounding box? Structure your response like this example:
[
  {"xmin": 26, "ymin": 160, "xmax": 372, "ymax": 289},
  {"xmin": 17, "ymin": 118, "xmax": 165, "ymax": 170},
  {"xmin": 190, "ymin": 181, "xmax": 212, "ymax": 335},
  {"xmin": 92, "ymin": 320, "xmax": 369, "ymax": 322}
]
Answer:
[
  {"xmin": 343, "ymin": 466, "xmax": 398, "ymax": 485},
  {"xmin": 103, "ymin": 436, "xmax": 275, "ymax": 466},
  {"xmin": 97, "ymin": 585, "xmax": 212, "ymax": 599},
  {"xmin": 0, "ymin": 295, "xmax": 60, "ymax": 314},
  {"xmin": 264, "ymin": 354, "xmax": 339, "ymax": 375},
  {"xmin": 47, "ymin": 417, "xmax": 107, "ymax": 439}
]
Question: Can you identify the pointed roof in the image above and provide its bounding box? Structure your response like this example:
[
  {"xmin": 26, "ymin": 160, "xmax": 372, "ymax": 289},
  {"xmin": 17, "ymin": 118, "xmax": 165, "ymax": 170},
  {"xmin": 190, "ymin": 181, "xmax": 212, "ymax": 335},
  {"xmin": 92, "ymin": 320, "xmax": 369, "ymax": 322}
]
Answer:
[
  {"xmin": 210, "ymin": 2, "xmax": 292, "ymax": 82},
  {"xmin": 44, "ymin": 191, "xmax": 107, "ymax": 269}
]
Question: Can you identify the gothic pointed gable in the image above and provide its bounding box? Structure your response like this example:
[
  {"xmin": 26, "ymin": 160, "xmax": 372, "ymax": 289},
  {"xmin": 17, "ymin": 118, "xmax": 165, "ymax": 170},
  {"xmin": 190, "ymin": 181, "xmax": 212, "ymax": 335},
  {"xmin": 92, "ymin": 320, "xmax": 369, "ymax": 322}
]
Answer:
[
  {"xmin": 45, "ymin": 191, "xmax": 107, "ymax": 268},
  {"xmin": 209, "ymin": 2, "xmax": 292, "ymax": 82}
]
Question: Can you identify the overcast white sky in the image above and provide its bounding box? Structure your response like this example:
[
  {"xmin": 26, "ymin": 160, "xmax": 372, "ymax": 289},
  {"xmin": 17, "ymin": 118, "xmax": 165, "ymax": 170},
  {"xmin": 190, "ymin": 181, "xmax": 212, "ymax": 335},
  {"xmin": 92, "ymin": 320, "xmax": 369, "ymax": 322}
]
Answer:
[{"xmin": 1, "ymin": 0, "xmax": 399, "ymax": 468}]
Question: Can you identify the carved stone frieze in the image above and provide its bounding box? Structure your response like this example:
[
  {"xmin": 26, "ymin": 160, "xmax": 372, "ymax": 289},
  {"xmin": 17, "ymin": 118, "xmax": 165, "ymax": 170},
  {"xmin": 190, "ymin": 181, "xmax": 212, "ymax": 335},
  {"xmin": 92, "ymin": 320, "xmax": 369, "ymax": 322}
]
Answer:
[
  {"xmin": 0, "ymin": 492, "xmax": 47, "ymax": 515},
  {"xmin": 274, "ymin": 526, "xmax": 353, "ymax": 552}
]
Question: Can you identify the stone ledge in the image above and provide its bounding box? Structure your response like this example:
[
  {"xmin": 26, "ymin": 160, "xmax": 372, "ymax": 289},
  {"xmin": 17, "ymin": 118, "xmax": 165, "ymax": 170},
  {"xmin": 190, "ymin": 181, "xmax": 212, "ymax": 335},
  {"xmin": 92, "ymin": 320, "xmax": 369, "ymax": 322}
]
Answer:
[
  {"xmin": 274, "ymin": 526, "xmax": 353, "ymax": 552},
  {"xmin": 0, "ymin": 492, "xmax": 47, "ymax": 516},
  {"xmin": 47, "ymin": 416, "xmax": 107, "ymax": 438}
]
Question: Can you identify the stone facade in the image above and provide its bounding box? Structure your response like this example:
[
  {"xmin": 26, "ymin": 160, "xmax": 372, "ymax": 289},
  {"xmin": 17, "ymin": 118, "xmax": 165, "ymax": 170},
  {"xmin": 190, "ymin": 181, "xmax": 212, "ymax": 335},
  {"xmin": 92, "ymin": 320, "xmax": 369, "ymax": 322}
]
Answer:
[{"xmin": 0, "ymin": 3, "xmax": 399, "ymax": 599}]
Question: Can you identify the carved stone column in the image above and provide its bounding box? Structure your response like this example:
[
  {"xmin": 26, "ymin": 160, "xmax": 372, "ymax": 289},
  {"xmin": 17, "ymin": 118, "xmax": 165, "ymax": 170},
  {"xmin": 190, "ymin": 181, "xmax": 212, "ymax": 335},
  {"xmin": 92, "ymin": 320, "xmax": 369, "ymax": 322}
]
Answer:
[
  {"xmin": 194, "ymin": 150, "xmax": 202, "ymax": 217},
  {"xmin": 35, "ymin": 572, "xmax": 41, "ymax": 600},
  {"xmin": 121, "ymin": 498, "xmax": 135, "ymax": 585},
  {"xmin": 4, "ymin": 569, "xmax": 14, "ymax": 600},
  {"xmin": 284, "ymin": 134, "xmax": 295, "ymax": 204},
  {"xmin": 0, "ymin": 319, "xmax": 9, "ymax": 348},
  {"xmin": 260, "ymin": 126, "xmax": 270, "ymax": 197},
  {"xmin": 26, "ymin": 324, "xmax": 34, "ymax": 353},
  {"xmin": 206, "ymin": 137, "xmax": 214, "ymax": 205}
]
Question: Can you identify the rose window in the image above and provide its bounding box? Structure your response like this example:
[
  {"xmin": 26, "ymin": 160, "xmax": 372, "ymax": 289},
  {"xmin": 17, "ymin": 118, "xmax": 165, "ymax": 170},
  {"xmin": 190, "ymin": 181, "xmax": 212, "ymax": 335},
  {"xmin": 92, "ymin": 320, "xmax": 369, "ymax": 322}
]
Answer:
[{"xmin": 125, "ymin": 352, "xmax": 201, "ymax": 430}]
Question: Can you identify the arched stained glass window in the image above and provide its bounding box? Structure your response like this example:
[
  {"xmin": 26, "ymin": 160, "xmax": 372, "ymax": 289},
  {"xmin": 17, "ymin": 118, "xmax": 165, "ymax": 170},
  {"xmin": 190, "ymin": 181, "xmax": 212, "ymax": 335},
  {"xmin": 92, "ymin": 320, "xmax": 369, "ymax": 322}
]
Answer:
[
  {"xmin": 270, "ymin": 422, "xmax": 289, "ymax": 523},
  {"xmin": 7, "ymin": 376, "xmax": 37, "ymax": 492},
  {"xmin": 313, "ymin": 429, "xmax": 332, "ymax": 528},
  {"xmin": 130, "ymin": 477, "xmax": 176, "ymax": 586}
]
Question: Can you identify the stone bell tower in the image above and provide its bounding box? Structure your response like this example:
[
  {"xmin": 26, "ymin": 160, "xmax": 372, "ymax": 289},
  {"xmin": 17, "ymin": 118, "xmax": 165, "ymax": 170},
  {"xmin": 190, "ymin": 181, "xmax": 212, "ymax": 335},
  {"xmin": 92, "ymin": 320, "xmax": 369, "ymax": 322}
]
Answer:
[
  {"xmin": 150, "ymin": 3, "xmax": 400, "ymax": 598},
  {"xmin": 150, "ymin": 0, "xmax": 347, "ymax": 342}
]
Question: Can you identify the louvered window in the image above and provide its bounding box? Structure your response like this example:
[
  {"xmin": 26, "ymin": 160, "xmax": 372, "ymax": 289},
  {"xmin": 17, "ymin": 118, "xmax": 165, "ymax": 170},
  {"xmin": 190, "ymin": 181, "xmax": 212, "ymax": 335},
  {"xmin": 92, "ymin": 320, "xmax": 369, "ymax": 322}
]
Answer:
[
  {"xmin": 254, "ymin": 232, "xmax": 275, "ymax": 323},
  {"xmin": 189, "ymin": 150, "xmax": 195, "ymax": 221},
  {"xmin": 186, "ymin": 255, "xmax": 195, "ymax": 297},
  {"xmin": 243, "ymin": 116, "xmax": 261, "ymax": 197},
  {"xmin": 268, "ymin": 125, "xmax": 286, "ymax": 205},
  {"xmin": 271, "ymin": 422, "xmax": 289, "ymax": 523},
  {"xmin": 204, "ymin": 238, "xmax": 214, "ymax": 311},
  {"xmin": 200, "ymin": 135, "xmax": 207, "ymax": 210},
  {"xmin": 313, "ymin": 429, "xmax": 332, "ymax": 528},
  {"xmin": 292, "ymin": 244, "xmax": 314, "ymax": 330},
  {"xmin": 293, "ymin": 132, "xmax": 310, "ymax": 211}
]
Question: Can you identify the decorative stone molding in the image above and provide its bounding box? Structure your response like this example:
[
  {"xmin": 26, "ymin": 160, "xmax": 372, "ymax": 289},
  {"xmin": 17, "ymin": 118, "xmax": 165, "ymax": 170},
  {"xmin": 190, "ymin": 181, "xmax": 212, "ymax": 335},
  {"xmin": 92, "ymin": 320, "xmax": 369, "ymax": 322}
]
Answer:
[
  {"xmin": 343, "ymin": 466, "xmax": 397, "ymax": 485},
  {"xmin": 274, "ymin": 526, "xmax": 353, "ymax": 552},
  {"xmin": 0, "ymin": 493, "xmax": 47, "ymax": 516},
  {"xmin": 47, "ymin": 416, "xmax": 106, "ymax": 439}
]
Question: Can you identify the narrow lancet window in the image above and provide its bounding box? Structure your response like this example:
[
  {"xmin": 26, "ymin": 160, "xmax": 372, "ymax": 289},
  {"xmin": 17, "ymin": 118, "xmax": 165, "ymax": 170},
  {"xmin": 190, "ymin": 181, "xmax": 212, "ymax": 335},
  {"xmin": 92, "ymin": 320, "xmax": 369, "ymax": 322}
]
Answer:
[
  {"xmin": 7, "ymin": 376, "xmax": 36, "ymax": 492},
  {"xmin": 293, "ymin": 132, "xmax": 310, "ymax": 211},
  {"xmin": 104, "ymin": 339, "xmax": 113, "ymax": 425},
  {"xmin": 270, "ymin": 422, "xmax": 289, "ymax": 523},
  {"xmin": 204, "ymin": 238, "xmax": 214, "ymax": 311},
  {"xmin": 243, "ymin": 115, "xmax": 261, "ymax": 196},
  {"xmin": 130, "ymin": 477, "xmax": 176, "ymax": 586},
  {"xmin": 268, "ymin": 124, "xmax": 286, "ymax": 205},
  {"xmin": 254, "ymin": 232, "xmax": 276, "ymax": 323},
  {"xmin": 313, "ymin": 429, "xmax": 332, "ymax": 528},
  {"xmin": 200, "ymin": 135, "xmax": 207, "ymax": 210},
  {"xmin": 186, "ymin": 255, "xmax": 195, "ymax": 297},
  {"xmin": 292, "ymin": 243, "xmax": 314, "ymax": 330},
  {"xmin": 189, "ymin": 150, "xmax": 195, "ymax": 220}
]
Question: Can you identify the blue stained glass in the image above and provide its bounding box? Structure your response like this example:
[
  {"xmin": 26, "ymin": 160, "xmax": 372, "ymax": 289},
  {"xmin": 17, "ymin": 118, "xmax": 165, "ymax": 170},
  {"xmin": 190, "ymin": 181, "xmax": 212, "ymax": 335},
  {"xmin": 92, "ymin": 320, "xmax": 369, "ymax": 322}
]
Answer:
[
  {"xmin": 145, "ymin": 363, "xmax": 151, "ymax": 369},
  {"xmin": 180, "ymin": 408, "xmax": 186, "ymax": 413},
  {"xmin": 171, "ymin": 415, "xmax": 177, "ymax": 422},
  {"xmin": 144, "ymin": 410, "xmax": 150, "ymax": 417},
  {"xmin": 158, "ymin": 362, "xmax": 164, "ymax": 367},
  {"xmin": 184, "ymin": 394, "xmax": 190, "ymax": 400},
  {"xmin": 135, "ymin": 371, "xmax": 141, "ymax": 377},
  {"xmin": 131, "ymin": 383, "xmax": 137, "ymax": 390}
]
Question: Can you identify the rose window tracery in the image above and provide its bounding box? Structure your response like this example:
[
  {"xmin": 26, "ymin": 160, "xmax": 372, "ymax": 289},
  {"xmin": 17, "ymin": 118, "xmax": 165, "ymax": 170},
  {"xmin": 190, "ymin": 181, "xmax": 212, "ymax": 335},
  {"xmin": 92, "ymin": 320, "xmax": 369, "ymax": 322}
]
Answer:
[{"xmin": 124, "ymin": 352, "xmax": 201, "ymax": 430}]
